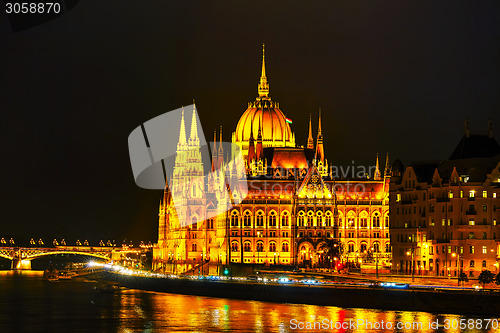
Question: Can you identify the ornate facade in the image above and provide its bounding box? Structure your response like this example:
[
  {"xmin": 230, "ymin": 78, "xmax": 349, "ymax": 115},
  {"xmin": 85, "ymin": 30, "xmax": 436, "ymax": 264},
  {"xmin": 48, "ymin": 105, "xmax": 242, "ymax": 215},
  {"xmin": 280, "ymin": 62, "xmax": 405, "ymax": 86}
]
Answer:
[
  {"xmin": 154, "ymin": 46, "xmax": 391, "ymax": 274},
  {"xmin": 390, "ymin": 123, "xmax": 500, "ymax": 278}
]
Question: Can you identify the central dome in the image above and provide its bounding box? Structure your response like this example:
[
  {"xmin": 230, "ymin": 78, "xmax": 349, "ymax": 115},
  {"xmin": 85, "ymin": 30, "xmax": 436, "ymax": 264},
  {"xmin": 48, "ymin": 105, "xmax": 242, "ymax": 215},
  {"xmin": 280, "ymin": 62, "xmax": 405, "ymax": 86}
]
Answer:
[
  {"xmin": 232, "ymin": 45, "xmax": 296, "ymax": 156},
  {"xmin": 235, "ymin": 100, "xmax": 294, "ymax": 145}
]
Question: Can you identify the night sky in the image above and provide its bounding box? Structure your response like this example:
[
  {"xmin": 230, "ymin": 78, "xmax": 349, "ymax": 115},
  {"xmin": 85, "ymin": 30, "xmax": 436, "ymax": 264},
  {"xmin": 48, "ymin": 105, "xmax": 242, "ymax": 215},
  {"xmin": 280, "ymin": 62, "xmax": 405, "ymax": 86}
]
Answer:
[{"xmin": 1, "ymin": 1, "xmax": 499, "ymax": 245}]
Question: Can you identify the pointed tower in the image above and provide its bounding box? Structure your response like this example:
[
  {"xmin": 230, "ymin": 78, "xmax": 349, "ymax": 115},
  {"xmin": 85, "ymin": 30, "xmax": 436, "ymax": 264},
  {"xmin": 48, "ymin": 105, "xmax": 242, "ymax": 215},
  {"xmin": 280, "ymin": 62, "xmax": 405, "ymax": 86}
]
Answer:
[
  {"xmin": 217, "ymin": 126, "xmax": 224, "ymax": 167},
  {"xmin": 211, "ymin": 130, "xmax": 217, "ymax": 172},
  {"xmin": 258, "ymin": 43, "xmax": 269, "ymax": 99},
  {"xmin": 374, "ymin": 154, "xmax": 382, "ymax": 180},
  {"xmin": 315, "ymin": 109, "xmax": 324, "ymax": 162},
  {"xmin": 247, "ymin": 125, "xmax": 256, "ymax": 162},
  {"xmin": 307, "ymin": 114, "xmax": 314, "ymax": 149},
  {"xmin": 188, "ymin": 105, "xmax": 200, "ymax": 147},
  {"xmin": 256, "ymin": 117, "xmax": 263, "ymax": 160},
  {"xmin": 177, "ymin": 108, "xmax": 187, "ymax": 151},
  {"xmin": 384, "ymin": 152, "xmax": 391, "ymax": 176}
]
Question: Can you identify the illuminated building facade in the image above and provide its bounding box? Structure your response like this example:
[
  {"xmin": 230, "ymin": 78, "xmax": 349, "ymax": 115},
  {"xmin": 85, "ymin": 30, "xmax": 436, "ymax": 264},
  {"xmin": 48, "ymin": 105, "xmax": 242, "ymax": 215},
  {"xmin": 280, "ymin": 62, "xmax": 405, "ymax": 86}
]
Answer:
[
  {"xmin": 390, "ymin": 123, "xmax": 500, "ymax": 278},
  {"xmin": 154, "ymin": 46, "xmax": 391, "ymax": 274}
]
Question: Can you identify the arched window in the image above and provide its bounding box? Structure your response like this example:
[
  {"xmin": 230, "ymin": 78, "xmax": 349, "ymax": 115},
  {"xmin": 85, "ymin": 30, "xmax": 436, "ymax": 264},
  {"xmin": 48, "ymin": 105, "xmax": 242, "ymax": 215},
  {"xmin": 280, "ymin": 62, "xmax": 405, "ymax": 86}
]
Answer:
[
  {"xmin": 256, "ymin": 241, "xmax": 264, "ymax": 252},
  {"xmin": 282, "ymin": 242, "xmax": 289, "ymax": 252},
  {"xmin": 307, "ymin": 211, "xmax": 313, "ymax": 226},
  {"xmin": 231, "ymin": 242, "xmax": 239, "ymax": 252},
  {"xmin": 372, "ymin": 242, "xmax": 380, "ymax": 253},
  {"xmin": 269, "ymin": 242, "xmax": 276, "ymax": 252},
  {"xmin": 192, "ymin": 243, "xmax": 197, "ymax": 252},
  {"xmin": 373, "ymin": 213, "xmax": 380, "ymax": 228},
  {"xmin": 483, "ymin": 205, "xmax": 487, "ymax": 212},
  {"xmin": 348, "ymin": 243, "xmax": 355, "ymax": 253},
  {"xmin": 360, "ymin": 243, "xmax": 367, "ymax": 252},
  {"xmin": 325, "ymin": 212, "xmax": 332, "ymax": 226},
  {"xmin": 269, "ymin": 211, "xmax": 277, "ymax": 227},
  {"xmin": 256, "ymin": 211, "xmax": 264, "ymax": 227},
  {"xmin": 191, "ymin": 216, "xmax": 198, "ymax": 228},
  {"xmin": 231, "ymin": 211, "xmax": 239, "ymax": 227},
  {"xmin": 243, "ymin": 241, "xmax": 251, "ymax": 252},
  {"xmin": 470, "ymin": 260, "xmax": 475, "ymax": 268},
  {"xmin": 243, "ymin": 211, "xmax": 251, "ymax": 227},
  {"xmin": 385, "ymin": 243, "xmax": 391, "ymax": 253},
  {"xmin": 483, "ymin": 232, "xmax": 487, "ymax": 240},
  {"xmin": 298, "ymin": 211, "xmax": 305, "ymax": 227},
  {"xmin": 384, "ymin": 215, "xmax": 389, "ymax": 228},
  {"xmin": 281, "ymin": 211, "xmax": 289, "ymax": 227},
  {"xmin": 317, "ymin": 232, "xmax": 322, "ymax": 238},
  {"xmin": 317, "ymin": 212, "xmax": 323, "ymax": 226},
  {"xmin": 482, "ymin": 260, "xmax": 487, "ymax": 268}
]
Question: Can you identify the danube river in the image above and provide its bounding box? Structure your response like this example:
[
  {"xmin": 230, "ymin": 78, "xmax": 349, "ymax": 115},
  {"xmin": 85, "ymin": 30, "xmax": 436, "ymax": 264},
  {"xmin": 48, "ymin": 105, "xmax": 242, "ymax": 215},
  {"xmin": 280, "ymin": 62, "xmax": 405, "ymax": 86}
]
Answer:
[{"xmin": 0, "ymin": 271, "xmax": 497, "ymax": 333}]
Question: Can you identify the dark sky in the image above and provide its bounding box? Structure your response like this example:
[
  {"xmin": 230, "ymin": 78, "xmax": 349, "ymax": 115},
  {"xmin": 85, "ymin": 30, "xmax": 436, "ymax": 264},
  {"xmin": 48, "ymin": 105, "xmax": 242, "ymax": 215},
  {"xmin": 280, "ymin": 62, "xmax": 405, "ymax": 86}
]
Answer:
[{"xmin": 1, "ymin": 1, "xmax": 499, "ymax": 245}]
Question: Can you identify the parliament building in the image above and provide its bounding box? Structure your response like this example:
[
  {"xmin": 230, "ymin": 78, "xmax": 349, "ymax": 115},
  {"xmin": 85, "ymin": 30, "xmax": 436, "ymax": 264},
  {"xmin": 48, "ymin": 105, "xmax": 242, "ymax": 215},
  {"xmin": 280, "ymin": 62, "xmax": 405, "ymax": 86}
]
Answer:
[{"xmin": 153, "ymin": 46, "xmax": 391, "ymax": 274}]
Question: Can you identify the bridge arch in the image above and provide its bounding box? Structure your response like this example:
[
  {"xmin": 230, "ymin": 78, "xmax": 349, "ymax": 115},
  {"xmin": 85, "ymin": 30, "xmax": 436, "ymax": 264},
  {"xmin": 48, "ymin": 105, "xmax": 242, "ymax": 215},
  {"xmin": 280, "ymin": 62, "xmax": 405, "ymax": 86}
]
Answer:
[{"xmin": 25, "ymin": 251, "xmax": 110, "ymax": 261}]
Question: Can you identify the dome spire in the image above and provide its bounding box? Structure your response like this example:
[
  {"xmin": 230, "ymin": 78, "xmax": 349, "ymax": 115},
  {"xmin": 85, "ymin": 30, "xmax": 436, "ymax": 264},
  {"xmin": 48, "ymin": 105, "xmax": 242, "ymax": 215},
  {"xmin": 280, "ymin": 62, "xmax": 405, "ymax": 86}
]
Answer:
[{"xmin": 258, "ymin": 43, "xmax": 269, "ymax": 98}]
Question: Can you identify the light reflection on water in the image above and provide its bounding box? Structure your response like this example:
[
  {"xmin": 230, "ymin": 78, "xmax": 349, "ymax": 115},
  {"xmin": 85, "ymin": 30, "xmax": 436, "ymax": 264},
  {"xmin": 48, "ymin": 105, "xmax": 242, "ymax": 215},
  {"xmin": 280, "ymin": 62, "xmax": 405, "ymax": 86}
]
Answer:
[{"xmin": 0, "ymin": 271, "xmax": 497, "ymax": 333}]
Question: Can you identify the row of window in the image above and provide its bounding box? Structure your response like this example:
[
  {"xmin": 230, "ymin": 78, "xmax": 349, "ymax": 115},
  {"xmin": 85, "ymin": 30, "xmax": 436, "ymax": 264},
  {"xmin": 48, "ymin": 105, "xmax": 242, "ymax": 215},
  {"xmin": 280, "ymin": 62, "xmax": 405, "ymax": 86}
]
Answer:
[
  {"xmin": 230, "ymin": 241, "xmax": 289, "ymax": 253},
  {"xmin": 396, "ymin": 204, "xmax": 496, "ymax": 215},
  {"xmin": 397, "ymin": 231, "xmax": 497, "ymax": 243},
  {"xmin": 397, "ymin": 190, "xmax": 497, "ymax": 201},
  {"xmin": 345, "ymin": 242, "xmax": 391, "ymax": 253}
]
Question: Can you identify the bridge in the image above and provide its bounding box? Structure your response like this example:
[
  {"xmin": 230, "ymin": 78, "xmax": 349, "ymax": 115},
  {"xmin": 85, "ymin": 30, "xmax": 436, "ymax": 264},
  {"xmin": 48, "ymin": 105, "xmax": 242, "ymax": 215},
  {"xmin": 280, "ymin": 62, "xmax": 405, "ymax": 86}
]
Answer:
[{"xmin": 0, "ymin": 246, "xmax": 142, "ymax": 269}]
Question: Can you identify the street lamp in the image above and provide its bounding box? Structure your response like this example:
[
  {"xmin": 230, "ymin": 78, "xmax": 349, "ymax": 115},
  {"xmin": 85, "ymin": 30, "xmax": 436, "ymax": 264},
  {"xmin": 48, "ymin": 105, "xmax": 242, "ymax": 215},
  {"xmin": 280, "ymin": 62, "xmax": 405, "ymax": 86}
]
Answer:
[
  {"xmin": 406, "ymin": 247, "xmax": 414, "ymax": 282},
  {"xmin": 452, "ymin": 253, "xmax": 461, "ymax": 286}
]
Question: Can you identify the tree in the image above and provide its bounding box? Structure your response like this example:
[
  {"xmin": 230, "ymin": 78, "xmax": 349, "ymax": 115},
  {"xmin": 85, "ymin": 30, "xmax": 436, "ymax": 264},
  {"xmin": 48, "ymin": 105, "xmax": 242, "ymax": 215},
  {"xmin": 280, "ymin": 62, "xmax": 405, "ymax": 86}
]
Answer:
[
  {"xmin": 478, "ymin": 270, "xmax": 495, "ymax": 288},
  {"xmin": 496, "ymin": 272, "xmax": 500, "ymax": 285},
  {"xmin": 317, "ymin": 239, "xmax": 344, "ymax": 269},
  {"xmin": 458, "ymin": 272, "xmax": 468, "ymax": 287}
]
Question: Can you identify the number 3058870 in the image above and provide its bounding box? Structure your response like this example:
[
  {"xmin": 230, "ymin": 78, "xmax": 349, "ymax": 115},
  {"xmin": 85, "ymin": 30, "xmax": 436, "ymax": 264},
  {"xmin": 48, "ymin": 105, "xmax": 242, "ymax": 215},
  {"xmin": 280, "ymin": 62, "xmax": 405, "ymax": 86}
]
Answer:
[{"xmin": 5, "ymin": 2, "xmax": 61, "ymax": 14}]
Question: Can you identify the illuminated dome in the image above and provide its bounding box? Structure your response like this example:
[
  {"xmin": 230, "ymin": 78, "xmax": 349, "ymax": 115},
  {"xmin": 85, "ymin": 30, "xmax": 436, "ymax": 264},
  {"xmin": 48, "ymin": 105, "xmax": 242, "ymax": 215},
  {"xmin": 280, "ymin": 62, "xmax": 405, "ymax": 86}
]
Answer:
[{"xmin": 232, "ymin": 45, "xmax": 296, "ymax": 156}]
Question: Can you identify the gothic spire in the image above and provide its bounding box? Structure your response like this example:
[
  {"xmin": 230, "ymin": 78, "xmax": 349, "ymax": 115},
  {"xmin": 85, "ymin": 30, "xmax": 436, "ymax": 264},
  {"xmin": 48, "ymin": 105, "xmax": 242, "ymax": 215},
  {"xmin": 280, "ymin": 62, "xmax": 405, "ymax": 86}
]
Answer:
[
  {"xmin": 257, "ymin": 44, "xmax": 269, "ymax": 98},
  {"xmin": 178, "ymin": 107, "xmax": 187, "ymax": 148},
  {"xmin": 307, "ymin": 114, "xmax": 314, "ymax": 149},
  {"xmin": 211, "ymin": 130, "xmax": 217, "ymax": 172},
  {"xmin": 189, "ymin": 104, "xmax": 199, "ymax": 145},
  {"xmin": 315, "ymin": 109, "xmax": 324, "ymax": 162},
  {"xmin": 374, "ymin": 153, "xmax": 381, "ymax": 180}
]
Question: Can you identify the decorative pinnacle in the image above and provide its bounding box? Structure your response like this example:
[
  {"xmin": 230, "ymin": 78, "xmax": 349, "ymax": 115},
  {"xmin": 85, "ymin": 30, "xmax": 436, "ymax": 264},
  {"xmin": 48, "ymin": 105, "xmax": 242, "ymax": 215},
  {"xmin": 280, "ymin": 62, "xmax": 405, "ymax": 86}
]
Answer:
[{"xmin": 258, "ymin": 43, "xmax": 269, "ymax": 98}]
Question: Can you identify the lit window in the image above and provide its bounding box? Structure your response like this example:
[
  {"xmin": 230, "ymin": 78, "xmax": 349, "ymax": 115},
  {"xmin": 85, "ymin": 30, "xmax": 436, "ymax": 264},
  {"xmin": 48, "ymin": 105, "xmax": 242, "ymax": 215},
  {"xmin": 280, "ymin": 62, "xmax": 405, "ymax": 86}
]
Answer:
[
  {"xmin": 448, "ymin": 191, "xmax": 453, "ymax": 199},
  {"xmin": 470, "ymin": 260, "xmax": 475, "ymax": 267},
  {"xmin": 483, "ymin": 191, "xmax": 487, "ymax": 198},
  {"xmin": 281, "ymin": 242, "xmax": 289, "ymax": 252},
  {"xmin": 494, "ymin": 193, "xmax": 497, "ymax": 198},
  {"xmin": 396, "ymin": 193, "xmax": 401, "ymax": 202},
  {"xmin": 460, "ymin": 191, "xmax": 463, "ymax": 198},
  {"xmin": 482, "ymin": 246, "xmax": 487, "ymax": 254},
  {"xmin": 469, "ymin": 190, "xmax": 475, "ymax": 198},
  {"xmin": 470, "ymin": 245, "xmax": 474, "ymax": 254},
  {"xmin": 468, "ymin": 218, "xmax": 475, "ymax": 226}
]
